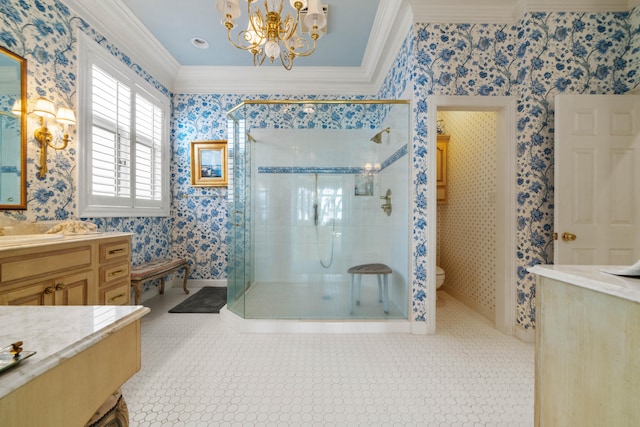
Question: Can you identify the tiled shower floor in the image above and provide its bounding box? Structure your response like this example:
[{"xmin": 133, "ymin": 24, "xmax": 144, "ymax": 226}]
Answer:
[{"xmin": 122, "ymin": 289, "xmax": 534, "ymax": 426}]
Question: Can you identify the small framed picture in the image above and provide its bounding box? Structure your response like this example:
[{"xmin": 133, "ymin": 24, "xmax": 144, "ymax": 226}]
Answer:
[{"xmin": 191, "ymin": 140, "xmax": 228, "ymax": 187}]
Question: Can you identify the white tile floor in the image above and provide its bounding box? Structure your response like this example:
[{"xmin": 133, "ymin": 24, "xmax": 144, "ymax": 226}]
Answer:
[{"xmin": 122, "ymin": 289, "xmax": 534, "ymax": 426}]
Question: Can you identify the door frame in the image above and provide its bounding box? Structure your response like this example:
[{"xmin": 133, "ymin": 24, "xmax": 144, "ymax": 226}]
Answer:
[{"xmin": 426, "ymin": 95, "xmax": 517, "ymax": 336}]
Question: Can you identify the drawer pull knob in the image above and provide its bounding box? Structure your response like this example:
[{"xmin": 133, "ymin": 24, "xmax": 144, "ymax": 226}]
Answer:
[
  {"xmin": 108, "ymin": 248, "xmax": 125, "ymax": 255},
  {"xmin": 108, "ymin": 269, "xmax": 126, "ymax": 277},
  {"xmin": 44, "ymin": 286, "xmax": 55, "ymax": 294},
  {"xmin": 108, "ymin": 293, "xmax": 126, "ymax": 303},
  {"xmin": 55, "ymin": 283, "xmax": 66, "ymax": 291}
]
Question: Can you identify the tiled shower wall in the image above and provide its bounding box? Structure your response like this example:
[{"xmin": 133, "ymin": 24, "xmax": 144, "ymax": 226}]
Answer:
[{"xmin": 436, "ymin": 111, "xmax": 497, "ymax": 319}]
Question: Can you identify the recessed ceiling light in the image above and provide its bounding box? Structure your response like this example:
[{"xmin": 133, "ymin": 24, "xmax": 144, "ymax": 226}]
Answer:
[{"xmin": 191, "ymin": 37, "xmax": 209, "ymax": 49}]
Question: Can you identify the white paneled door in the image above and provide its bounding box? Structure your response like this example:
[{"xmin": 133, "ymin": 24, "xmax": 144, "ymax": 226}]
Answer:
[{"xmin": 554, "ymin": 95, "xmax": 640, "ymax": 265}]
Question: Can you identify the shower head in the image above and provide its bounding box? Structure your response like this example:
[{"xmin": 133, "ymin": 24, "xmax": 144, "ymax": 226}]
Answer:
[{"xmin": 371, "ymin": 127, "xmax": 391, "ymax": 144}]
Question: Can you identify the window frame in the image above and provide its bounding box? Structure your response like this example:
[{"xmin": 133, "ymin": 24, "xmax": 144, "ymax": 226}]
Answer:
[{"xmin": 77, "ymin": 34, "xmax": 170, "ymax": 218}]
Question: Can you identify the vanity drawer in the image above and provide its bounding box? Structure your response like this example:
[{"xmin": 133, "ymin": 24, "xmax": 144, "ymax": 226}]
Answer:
[
  {"xmin": 100, "ymin": 281, "xmax": 130, "ymax": 305},
  {"xmin": 0, "ymin": 246, "xmax": 92, "ymax": 283},
  {"xmin": 99, "ymin": 239, "xmax": 130, "ymax": 263},
  {"xmin": 100, "ymin": 262, "xmax": 130, "ymax": 286}
]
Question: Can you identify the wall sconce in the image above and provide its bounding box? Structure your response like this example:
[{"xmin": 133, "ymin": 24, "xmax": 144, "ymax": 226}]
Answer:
[{"xmin": 32, "ymin": 97, "xmax": 76, "ymax": 178}]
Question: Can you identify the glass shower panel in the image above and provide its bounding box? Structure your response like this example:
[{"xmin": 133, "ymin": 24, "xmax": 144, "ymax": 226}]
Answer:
[
  {"xmin": 227, "ymin": 100, "xmax": 410, "ymax": 321},
  {"xmin": 226, "ymin": 105, "xmax": 252, "ymax": 318}
]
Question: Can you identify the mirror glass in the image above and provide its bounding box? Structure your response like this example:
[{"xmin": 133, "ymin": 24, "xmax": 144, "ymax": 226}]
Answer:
[{"xmin": 0, "ymin": 46, "xmax": 26, "ymax": 209}]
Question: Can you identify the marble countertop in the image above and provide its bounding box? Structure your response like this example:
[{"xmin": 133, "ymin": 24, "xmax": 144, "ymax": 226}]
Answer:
[
  {"xmin": 529, "ymin": 264, "xmax": 640, "ymax": 303},
  {"xmin": 0, "ymin": 232, "xmax": 132, "ymax": 252},
  {"xmin": 0, "ymin": 305, "xmax": 149, "ymax": 399}
]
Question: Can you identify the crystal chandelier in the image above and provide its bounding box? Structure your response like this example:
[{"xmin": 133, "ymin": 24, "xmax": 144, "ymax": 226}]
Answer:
[{"xmin": 216, "ymin": 0, "xmax": 327, "ymax": 70}]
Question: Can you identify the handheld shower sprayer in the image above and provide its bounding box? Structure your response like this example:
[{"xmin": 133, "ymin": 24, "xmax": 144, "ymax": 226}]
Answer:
[
  {"xmin": 371, "ymin": 127, "xmax": 391, "ymax": 144},
  {"xmin": 313, "ymin": 174, "xmax": 319, "ymax": 226}
]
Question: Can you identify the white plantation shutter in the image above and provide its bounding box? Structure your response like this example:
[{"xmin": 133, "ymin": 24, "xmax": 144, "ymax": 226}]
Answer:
[
  {"xmin": 90, "ymin": 65, "xmax": 131, "ymax": 200},
  {"xmin": 78, "ymin": 35, "xmax": 169, "ymax": 217},
  {"xmin": 134, "ymin": 93, "xmax": 162, "ymax": 202}
]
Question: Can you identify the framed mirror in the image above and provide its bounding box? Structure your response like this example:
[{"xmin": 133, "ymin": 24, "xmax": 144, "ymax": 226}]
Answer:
[{"xmin": 0, "ymin": 46, "xmax": 26, "ymax": 209}]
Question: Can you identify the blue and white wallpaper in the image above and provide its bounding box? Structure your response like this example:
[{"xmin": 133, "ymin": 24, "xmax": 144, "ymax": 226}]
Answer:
[
  {"xmin": 0, "ymin": 0, "xmax": 172, "ymax": 268},
  {"xmin": 410, "ymin": 11, "xmax": 640, "ymax": 329},
  {"xmin": 2, "ymin": 0, "xmax": 640, "ymax": 330}
]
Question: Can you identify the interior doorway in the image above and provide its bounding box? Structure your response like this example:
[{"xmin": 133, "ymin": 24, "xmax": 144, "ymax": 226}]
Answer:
[{"xmin": 426, "ymin": 96, "xmax": 516, "ymax": 336}]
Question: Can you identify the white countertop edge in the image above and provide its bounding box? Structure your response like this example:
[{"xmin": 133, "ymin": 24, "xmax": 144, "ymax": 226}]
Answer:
[
  {"xmin": 528, "ymin": 264, "xmax": 640, "ymax": 303},
  {"xmin": 0, "ymin": 305, "xmax": 149, "ymax": 399},
  {"xmin": 0, "ymin": 232, "xmax": 133, "ymax": 252}
]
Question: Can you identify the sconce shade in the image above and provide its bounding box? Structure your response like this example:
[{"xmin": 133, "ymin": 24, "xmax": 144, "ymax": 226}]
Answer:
[
  {"xmin": 56, "ymin": 107, "xmax": 76, "ymax": 126},
  {"xmin": 216, "ymin": 0, "xmax": 241, "ymax": 20},
  {"xmin": 33, "ymin": 97, "xmax": 56, "ymax": 119},
  {"xmin": 304, "ymin": 0, "xmax": 327, "ymax": 32},
  {"xmin": 11, "ymin": 99, "xmax": 21, "ymax": 115}
]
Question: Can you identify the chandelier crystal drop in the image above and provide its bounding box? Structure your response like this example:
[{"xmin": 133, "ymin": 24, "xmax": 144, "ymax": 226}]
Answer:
[{"xmin": 215, "ymin": 0, "xmax": 327, "ymax": 70}]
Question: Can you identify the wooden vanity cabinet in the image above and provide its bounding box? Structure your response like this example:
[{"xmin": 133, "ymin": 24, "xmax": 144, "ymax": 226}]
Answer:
[
  {"xmin": 0, "ymin": 234, "xmax": 131, "ymax": 306},
  {"xmin": 2, "ymin": 271, "xmax": 92, "ymax": 306},
  {"xmin": 98, "ymin": 238, "xmax": 131, "ymax": 305}
]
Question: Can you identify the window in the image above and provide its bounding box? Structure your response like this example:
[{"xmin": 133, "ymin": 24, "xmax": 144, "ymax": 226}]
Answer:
[{"xmin": 77, "ymin": 35, "xmax": 169, "ymax": 217}]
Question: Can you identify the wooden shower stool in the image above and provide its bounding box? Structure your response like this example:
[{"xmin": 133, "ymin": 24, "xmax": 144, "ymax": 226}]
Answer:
[
  {"xmin": 130, "ymin": 258, "xmax": 189, "ymax": 305},
  {"xmin": 348, "ymin": 263, "xmax": 392, "ymax": 314}
]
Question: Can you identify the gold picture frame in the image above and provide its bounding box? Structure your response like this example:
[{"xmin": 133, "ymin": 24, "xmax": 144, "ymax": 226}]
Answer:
[{"xmin": 190, "ymin": 140, "xmax": 228, "ymax": 187}]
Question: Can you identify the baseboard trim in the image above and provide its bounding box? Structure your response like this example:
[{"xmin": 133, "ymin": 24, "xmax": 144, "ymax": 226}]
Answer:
[
  {"xmin": 514, "ymin": 325, "xmax": 536, "ymax": 343},
  {"xmin": 182, "ymin": 279, "xmax": 227, "ymax": 288},
  {"xmin": 139, "ymin": 279, "xmax": 227, "ymax": 303}
]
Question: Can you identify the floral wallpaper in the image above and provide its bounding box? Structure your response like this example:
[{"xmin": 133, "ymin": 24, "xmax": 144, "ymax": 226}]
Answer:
[
  {"xmin": 411, "ymin": 10, "xmax": 640, "ymax": 329},
  {"xmin": 2, "ymin": 0, "xmax": 640, "ymax": 331},
  {"xmin": 0, "ymin": 0, "xmax": 172, "ymax": 270}
]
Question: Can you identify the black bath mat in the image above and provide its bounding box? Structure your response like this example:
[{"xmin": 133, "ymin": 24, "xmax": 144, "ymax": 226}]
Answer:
[{"xmin": 168, "ymin": 287, "xmax": 227, "ymax": 313}]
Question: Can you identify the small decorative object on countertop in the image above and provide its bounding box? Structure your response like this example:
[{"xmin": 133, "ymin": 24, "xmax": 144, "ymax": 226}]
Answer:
[
  {"xmin": 0, "ymin": 341, "xmax": 36, "ymax": 375},
  {"xmin": 45, "ymin": 220, "xmax": 98, "ymax": 235}
]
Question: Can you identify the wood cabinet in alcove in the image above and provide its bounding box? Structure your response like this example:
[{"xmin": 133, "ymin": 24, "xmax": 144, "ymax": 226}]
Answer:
[{"xmin": 437, "ymin": 135, "xmax": 449, "ymax": 204}]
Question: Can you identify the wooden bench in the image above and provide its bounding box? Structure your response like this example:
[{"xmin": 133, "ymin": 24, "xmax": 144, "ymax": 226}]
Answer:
[{"xmin": 130, "ymin": 258, "xmax": 189, "ymax": 305}]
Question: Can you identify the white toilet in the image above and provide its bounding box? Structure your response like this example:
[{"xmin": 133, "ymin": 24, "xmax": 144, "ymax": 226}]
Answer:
[{"xmin": 436, "ymin": 266, "xmax": 445, "ymax": 289}]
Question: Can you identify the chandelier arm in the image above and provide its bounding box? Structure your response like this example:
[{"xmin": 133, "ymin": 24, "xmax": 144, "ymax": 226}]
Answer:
[
  {"xmin": 279, "ymin": 50, "xmax": 294, "ymax": 70},
  {"xmin": 226, "ymin": 28, "xmax": 261, "ymax": 51},
  {"xmin": 280, "ymin": 11, "xmax": 300, "ymax": 41},
  {"xmin": 248, "ymin": 8, "xmax": 265, "ymax": 40},
  {"xmin": 254, "ymin": 48, "xmax": 267, "ymax": 67},
  {"xmin": 283, "ymin": 36, "xmax": 318, "ymax": 58}
]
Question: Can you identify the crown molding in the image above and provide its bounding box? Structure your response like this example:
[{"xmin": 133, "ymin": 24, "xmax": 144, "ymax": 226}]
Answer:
[
  {"xmin": 173, "ymin": 65, "xmax": 376, "ymax": 95},
  {"xmin": 410, "ymin": 0, "xmax": 634, "ymax": 23},
  {"xmin": 64, "ymin": 0, "xmax": 638, "ymax": 96},
  {"xmin": 409, "ymin": 0, "xmax": 519, "ymax": 23},
  {"xmin": 524, "ymin": 0, "xmax": 631, "ymax": 12},
  {"xmin": 63, "ymin": 0, "xmax": 179, "ymax": 92},
  {"xmin": 365, "ymin": 0, "xmax": 414, "ymax": 95}
]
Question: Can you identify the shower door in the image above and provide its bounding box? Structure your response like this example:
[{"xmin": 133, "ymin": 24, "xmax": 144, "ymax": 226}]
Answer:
[{"xmin": 226, "ymin": 110, "xmax": 253, "ymax": 317}]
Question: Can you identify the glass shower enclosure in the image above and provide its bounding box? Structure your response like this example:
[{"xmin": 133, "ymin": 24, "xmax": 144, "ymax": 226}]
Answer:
[{"xmin": 227, "ymin": 100, "xmax": 410, "ymax": 320}]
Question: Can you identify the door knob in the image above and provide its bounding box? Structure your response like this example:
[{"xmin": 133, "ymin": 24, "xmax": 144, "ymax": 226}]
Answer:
[{"xmin": 561, "ymin": 232, "xmax": 577, "ymax": 241}]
